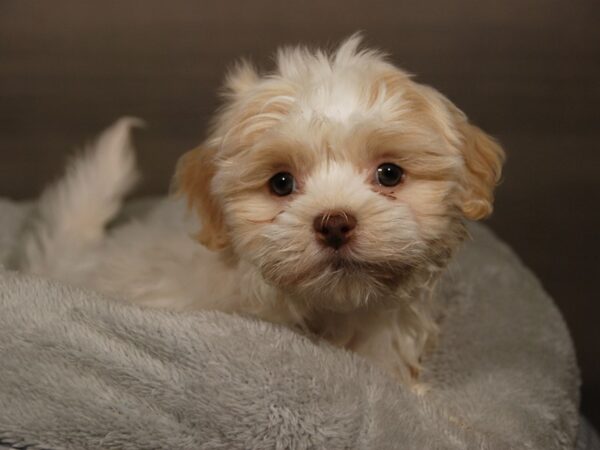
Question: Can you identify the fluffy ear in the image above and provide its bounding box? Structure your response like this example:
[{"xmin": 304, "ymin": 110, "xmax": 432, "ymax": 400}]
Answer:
[
  {"xmin": 174, "ymin": 146, "xmax": 230, "ymax": 251},
  {"xmin": 454, "ymin": 117, "xmax": 505, "ymax": 220},
  {"xmin": 411, "ymin": 83, "xmax": 505, "ymax": 220}
]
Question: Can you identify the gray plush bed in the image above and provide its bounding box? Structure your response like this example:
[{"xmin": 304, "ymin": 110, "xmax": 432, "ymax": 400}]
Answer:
[{"xmin": 0, "ymin": 198, "xmax": 593, "ymax": 449}]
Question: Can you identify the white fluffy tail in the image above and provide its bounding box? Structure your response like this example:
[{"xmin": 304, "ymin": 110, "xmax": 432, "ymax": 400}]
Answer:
[{"xmin": 18, "ymin": 117, "xmax": 142, "ymax": 277}]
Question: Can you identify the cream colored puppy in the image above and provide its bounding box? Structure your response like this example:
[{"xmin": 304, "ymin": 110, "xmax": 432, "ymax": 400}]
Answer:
[{"xmin": 19, "ymin": 35, "xmax": 504, "ymax": 384}]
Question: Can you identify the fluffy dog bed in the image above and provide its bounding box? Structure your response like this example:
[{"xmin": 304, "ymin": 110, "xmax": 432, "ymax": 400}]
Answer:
[{"xmin": 0, "ymin": 198, "xmax": 587, "ymax": 449}]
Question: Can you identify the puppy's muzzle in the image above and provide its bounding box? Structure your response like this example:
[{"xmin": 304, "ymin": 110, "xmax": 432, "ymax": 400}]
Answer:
[{"xmin": 313, "ymin": 212, "xmax": 357, "ymax": 249}]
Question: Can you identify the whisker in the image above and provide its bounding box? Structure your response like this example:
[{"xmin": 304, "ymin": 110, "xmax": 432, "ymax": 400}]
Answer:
[{"xmin": 246, "ymin": 210, "xmax": 284, "ymax": 224}]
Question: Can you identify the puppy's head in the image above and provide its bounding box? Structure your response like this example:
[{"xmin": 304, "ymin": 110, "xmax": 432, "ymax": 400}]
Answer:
[{"xmin": 177, "ymin": 35, "xmax": 504, "ymax": 311}]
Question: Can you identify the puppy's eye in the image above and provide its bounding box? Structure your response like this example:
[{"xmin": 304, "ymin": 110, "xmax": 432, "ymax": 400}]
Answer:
[
  {"xmin": 376, "ymin": 163, "xmax": 404, "ymax": 187},
  {"xmin": 269, "ymin": 172, "xmax": 295, "ymax": 196}
]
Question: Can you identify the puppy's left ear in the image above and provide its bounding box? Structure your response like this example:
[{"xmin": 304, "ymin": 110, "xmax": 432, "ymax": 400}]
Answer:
[
  {"xmin": 415, "ymin": 84, "xmax": 505, "ymax": 220},
  {"xmin": 453, "ymin": 116, "xmax": 505, "ymax": 220},
  {"xmin": 174, "ymin": 146, "xmax": 230, "ymax": 251}
]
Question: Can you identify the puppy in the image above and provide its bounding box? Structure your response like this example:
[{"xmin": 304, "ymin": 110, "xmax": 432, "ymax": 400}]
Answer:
[{"xmin": 18, "ymin": 35, "xmax": 504, "ymax": 384}]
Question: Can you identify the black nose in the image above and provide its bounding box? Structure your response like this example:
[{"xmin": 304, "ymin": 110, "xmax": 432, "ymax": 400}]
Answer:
[{"xmin": 313, "ymin": 212, "xmax": 357, "ymax": 249}]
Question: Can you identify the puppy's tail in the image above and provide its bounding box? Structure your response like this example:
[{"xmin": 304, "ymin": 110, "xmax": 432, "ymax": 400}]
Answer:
[{"xmin": 16, "ymin": 117, "xmax": 142, "ymax": 277}]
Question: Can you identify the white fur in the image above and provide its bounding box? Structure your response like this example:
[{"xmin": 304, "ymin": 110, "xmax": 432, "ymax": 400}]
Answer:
[
  {"xmin": 17, "ymin": 120, "xmax": 434, "ymax": 382},
  {"xmin": 19, "ymin": 117, "xmax": 142, "ymax": 279},
  {"xmin": 18, "ymin": 36, "xmax": 504, "ymax": 385}
]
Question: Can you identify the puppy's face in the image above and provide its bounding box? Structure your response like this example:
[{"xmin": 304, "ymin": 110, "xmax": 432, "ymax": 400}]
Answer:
[{"xmin": 177, "ymin": 37, "xmax": 504, "ymax": 311}]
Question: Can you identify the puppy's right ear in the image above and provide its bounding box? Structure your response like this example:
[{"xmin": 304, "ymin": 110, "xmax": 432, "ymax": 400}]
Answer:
[{"xmin": 175, "ymin": 146, "xmax": 230, "ymax": 251}]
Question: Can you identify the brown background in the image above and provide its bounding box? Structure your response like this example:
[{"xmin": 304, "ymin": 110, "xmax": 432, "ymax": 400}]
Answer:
[{"xmin": 1, "ymin": 0, "xmax": 599, "ymax": 427}]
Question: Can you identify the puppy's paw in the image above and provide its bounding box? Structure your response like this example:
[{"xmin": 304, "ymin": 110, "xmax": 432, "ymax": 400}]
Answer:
[{"xmin": 410, "ymin": 381, "xmax": 431, "ymax": 396}]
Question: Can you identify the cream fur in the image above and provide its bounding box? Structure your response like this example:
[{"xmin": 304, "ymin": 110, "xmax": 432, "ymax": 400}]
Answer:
[{"xmin": 19, "ymin": 35, "xmax": 505, "ymax": 384}]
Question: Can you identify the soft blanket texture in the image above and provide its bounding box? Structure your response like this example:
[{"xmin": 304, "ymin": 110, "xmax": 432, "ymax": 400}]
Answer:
[{"xmin": 0, "ymin": 198, "xmax": 581, "ymax": 449}]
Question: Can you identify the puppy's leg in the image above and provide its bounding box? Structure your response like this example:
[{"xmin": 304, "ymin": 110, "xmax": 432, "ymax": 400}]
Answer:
[
  {"xmin": 345, "ymin": 306, "xmax": 437, "ymax": 390},
  {"xmin": 16, "ymin": 118, "xmax": 142, "ymax": 280}
]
